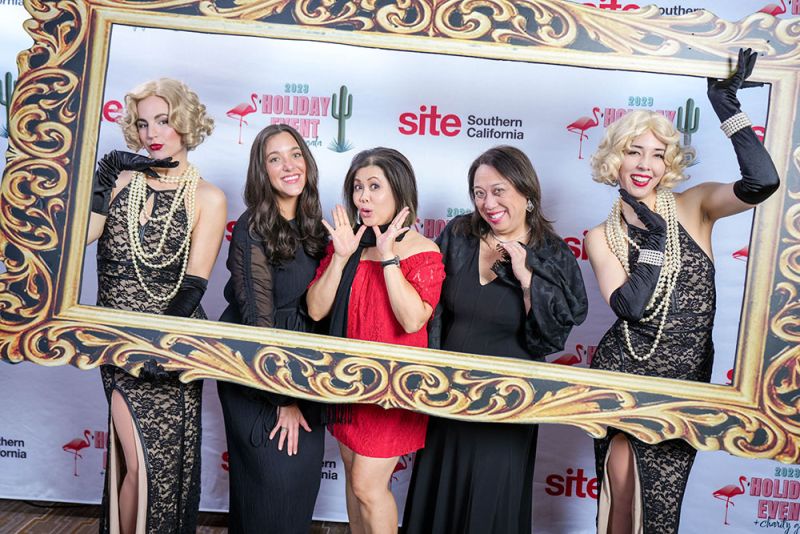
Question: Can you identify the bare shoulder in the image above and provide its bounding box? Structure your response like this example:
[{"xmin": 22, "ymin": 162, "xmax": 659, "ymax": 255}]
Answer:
[
  {"xmin": 584, "ymin": 223, "xmax": 613, "ymax": 262},
  {"xmin": 584, "ymin": 223, "xmax": 606, "ymax": 247},
  {"xmin": 114, "ymin": 170, "xmax": 134, "ymax": 189},
  {"xmin": 196, "ymin": 178, "xmax": 227, "ymax": 208},
  {"xmin": 401, "ymin": 230, "xmax": 440, "ymax": 256}
]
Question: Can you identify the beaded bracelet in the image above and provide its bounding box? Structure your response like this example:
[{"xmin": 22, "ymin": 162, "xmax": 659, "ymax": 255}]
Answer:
[
  {"xmin": 637, "ymin": 249, "xmax": 664, "ymax": 266},
  {"xmin": 720, "ymin": 112, "xmax": 752, "ymax": 138}
]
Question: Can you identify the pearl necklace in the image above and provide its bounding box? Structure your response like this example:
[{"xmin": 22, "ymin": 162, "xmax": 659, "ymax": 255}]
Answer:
[
  {"xmin": 126, "ymin": 164, "xmax": 199, "ymax": 302},
  {"xmin": 604, "ymin": 189, "xmax": 681, "ymax": 361}
]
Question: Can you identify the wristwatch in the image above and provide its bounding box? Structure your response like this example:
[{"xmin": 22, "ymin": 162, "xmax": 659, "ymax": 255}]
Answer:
[{"xmin": 381, "ymin": 255, "xmax": 401, "ymax": 268}]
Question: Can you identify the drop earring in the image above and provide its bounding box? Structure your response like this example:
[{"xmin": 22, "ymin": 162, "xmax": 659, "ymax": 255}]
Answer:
[{"xmin": 526, "ymin": 199, "xmax": 534, "ymax": 213}]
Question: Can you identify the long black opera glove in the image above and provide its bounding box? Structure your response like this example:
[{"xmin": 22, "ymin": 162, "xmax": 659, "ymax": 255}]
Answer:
[
  {"xmin": 707, "ymin": 48, "xmax": 780, "ymax": 205},
  {"xmin": 609, "ymin": 190, "xmax": 666, "ymax": 323},
  {"xmin": 137, "ymin": 275, "xmax": 208, "ymax": 380},
  {"xmin": 164, "ymin": 274, "xmax": 208, "ymax": 318},
  {"xmin": 91, "ymin": 150, "xmax": 178, "ymax": 215}
]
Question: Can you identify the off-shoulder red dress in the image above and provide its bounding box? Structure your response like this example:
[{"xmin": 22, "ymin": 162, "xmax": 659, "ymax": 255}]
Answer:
[{"xmin": 311, "ymin": 245, "xmax": 445, "ymax": 458}]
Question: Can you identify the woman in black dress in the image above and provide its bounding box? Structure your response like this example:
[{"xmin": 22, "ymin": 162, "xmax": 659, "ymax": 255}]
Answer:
[
  {"xmin": 584, "ymin": 49, "xmax": 780, "ymax": 533},
  {"xmin": 217, "ymin": 124, "xmax": 327, "ymax": 534},
  {"xmin": 404, "ymin": 145, "xmax": 588, "ymax": 534},
  {"xmin": 86, "ymin": 78, "xmax": 227, "ymax": 534}
]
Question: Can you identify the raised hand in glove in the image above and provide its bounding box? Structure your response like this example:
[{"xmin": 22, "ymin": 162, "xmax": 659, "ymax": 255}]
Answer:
[
  {"xmin": 707, "ymin": 47, "xmax": 761, "ymax": 122},
  {"xmin": 609, "ymin": 190, "xmax": 666, "ymax": 322},
  {"xmin": 92, "ymin": 150, "xmax": 178, "ymax": 215},
  {"xmin": 707, "ymin": 48, "xmax": 780, "ymax": 205}
]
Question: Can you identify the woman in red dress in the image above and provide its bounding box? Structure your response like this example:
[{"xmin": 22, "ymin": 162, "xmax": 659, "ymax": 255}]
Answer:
[{"xmin": 307, "ymin": 147, "xmax": 445, "ymax": 534}]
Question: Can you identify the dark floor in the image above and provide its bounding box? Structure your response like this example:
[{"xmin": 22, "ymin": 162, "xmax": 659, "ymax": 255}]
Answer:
[{"xmin": 0, "ymin": 499, "xmax": 349, "ymax": 533}]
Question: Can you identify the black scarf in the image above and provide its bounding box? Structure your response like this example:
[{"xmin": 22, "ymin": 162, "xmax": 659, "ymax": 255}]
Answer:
[
  {"xmin": 328, "ymin": 223, "xmax": 406, "ymax": 338},
  {"xmin": 326, "ymin": 223, "xmax": 405, "ymax": 424}
]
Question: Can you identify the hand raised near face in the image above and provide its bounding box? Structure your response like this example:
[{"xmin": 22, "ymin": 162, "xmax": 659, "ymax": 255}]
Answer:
[
  {"xmin": 374, "ymin": 206, "xmax": 411, "ymax": 260},
  {"xmin": 707, "ymin": 47, "xmax": 762, "ymax": 122},
  {"xmin": 98, "ymin": 150, "xmax": 178, "ymax": 182},
  {"xmin": 498, "ymin": 240, "xmax": 533, "ymax": 289},
  {"xmin": 321, "ymin": 205, "xmax": 367, "ymax": 260},
  {"xmin": 620, "ymin": 189, "xmax": 666, "ymax": 237}
]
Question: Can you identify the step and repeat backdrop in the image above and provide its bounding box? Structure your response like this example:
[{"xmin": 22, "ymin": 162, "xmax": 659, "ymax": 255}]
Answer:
[{"xmin": 1, "ymin": 1, "xmax": 798, "ymax": 532}]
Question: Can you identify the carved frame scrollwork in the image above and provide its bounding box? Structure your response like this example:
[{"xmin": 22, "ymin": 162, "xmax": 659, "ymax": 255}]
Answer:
[{"xmin": 1, "ymin": 0, "xmax": 798, "ymax": 462}]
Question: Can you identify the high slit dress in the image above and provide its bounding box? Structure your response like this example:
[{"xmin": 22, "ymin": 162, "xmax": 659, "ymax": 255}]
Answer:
[
  {"xmin": 590, "ymin": 223, "xmax": 715, "ymax": 534},
  {"xmin": 97, "ymin": 184, "xmax": 203, "ymax": 534}
]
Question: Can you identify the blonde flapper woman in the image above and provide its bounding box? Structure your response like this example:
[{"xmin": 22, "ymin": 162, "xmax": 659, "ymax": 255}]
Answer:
[
  {"xmin": 86, "ymin": 78, "xmax": 226, "ymax": 534},
  {"xmin": 584, "ymin": 50, "xmax": 779, "ymax": 533}
]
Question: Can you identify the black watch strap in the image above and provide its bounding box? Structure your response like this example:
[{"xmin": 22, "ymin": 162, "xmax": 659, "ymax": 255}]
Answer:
[{"xmin": 381, "ymin": 255, "xmax": 400, "ymax": 268}]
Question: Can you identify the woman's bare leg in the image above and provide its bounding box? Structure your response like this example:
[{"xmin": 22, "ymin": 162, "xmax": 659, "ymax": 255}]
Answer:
[
  {"xmin": 111, "ymin": 390, "xmax": 140, "ymax": 534},
  {"xmin": 339, "ymin": 443, "xmax": 366, "ymax": 534},
  {"xmin": 606, "ymin": 433, "xmax": 636, "ymax": 534},
  {"xmin": 349, "ymin": 452, "xmax": 399, "ymax": 534}
]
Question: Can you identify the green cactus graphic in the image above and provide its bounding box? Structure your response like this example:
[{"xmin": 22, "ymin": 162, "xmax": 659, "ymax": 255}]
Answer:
[
  {"xmin": 329, "ymin": 85, "xmax": 353, "ymax": 153},
  {"xmin": 0, "ymin": 72, "xmax": 15, "ymax": 138},
  {"xmin": 676, "ymin": 97, "xmax": 699, "ymax": 147}
]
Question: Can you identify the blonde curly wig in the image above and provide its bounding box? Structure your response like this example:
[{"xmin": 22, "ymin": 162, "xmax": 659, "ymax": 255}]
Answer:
[
  {"xmin": 591, "ymin": 110, "xmax": 694, "ymax": 190},
  {"xmin": 120, "ymin": 78, "xmax": 214, "ymax": 152}
]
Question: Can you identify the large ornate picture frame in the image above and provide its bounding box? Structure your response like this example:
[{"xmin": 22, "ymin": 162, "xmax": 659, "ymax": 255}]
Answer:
[{"xmin": 1, "ymin": 0, "xmax": 798, "ymax": 463}]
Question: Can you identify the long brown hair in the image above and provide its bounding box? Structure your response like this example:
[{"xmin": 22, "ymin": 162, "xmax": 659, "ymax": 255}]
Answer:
[
  {"xmin": 464, "ymin": 145, "xmax": 556, "ymax": 247},
  {"xmin": 342, "ymin": 147, "xmax": 418, "ymax": 227},
  {"xmin": 244, "ymin": 124, "xmax": 326, "ymax": 262}
]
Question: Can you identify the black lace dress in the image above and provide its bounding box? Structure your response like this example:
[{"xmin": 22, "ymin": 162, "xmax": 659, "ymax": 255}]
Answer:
[
  {"xmin": 216, "ymin": 211, "xmax": 325, "ymax": 534},
  {"xmin": 590, "ymin": 223, "xmax": 715, "ymax": 534},
  {"xmin": 97, "ymin": 184, "xmax": 204, "ymax": 533}
]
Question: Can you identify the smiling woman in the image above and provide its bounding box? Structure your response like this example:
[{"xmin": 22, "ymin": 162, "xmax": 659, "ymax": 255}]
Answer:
[{"xmin": 584, "ymin": 49, "xmax": 781, "ymax": 534}]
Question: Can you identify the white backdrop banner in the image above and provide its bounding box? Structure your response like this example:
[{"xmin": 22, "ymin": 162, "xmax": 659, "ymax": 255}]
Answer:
[{"xmin": 1, "ymin": 1, "xmax": 799, "ymax": 532}]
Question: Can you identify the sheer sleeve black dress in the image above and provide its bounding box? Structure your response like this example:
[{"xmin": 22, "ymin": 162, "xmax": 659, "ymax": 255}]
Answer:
[
  {"xmin": 403, "ymin": 215, "xmax": 588, "ymax": 534},
  {"xmin": 97, "ymin": 184, "xmax": 204, "ymax": 534},
  {"xmin": 590, "ymin": 223, "xmax": 715, "ymax": 533},
  {"xmin": 216, "ymin": 210, "xmax": 325, "ymax": 534}
]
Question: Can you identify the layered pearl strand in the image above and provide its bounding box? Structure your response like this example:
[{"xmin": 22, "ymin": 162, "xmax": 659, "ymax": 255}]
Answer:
[
  {"xmin": 604, "ymin": 189, "xmax": 682, "ymax": 361},
  {"xmin": 126, "ymin": 164, "xmax": 199, "ymax": 302}
]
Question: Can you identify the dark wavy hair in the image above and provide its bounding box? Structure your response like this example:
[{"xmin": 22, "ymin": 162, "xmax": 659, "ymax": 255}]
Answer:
[
  {"xmin": 244, "ymin": 124, "xmax": 326, "ymax": 262},
  {"xmin": 462, "ymin": 145, "xmax": 556, "ymax": 247},
  {"xmin": 342, "ymin": 147, "xmax": 418, "ymax": 227}
]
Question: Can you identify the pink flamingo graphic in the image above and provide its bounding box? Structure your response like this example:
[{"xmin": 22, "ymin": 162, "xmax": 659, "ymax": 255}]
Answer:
[
  {"xmin": 732, "ymin": 246, "xmax": 748, "ymax": 261},
  {"xmin": 63, "ymin": 430, "xmax": 92, "ymax": 477},
  {"xmin": 759, "ymin": 0, "xmax": 786, "ymax": 15},
  {"xmin": 226, "ymin": 93, "xmax": 259, "ymax": 145},
  {"xmin": 566, "ymin": 107, "xmax": 602, "ymax": 159},
  {"xmin": 552, "ymin": 344, "xmax": 586, "ymax": 366},
  {"xmin": 713, "ymin": 475, "xmax": 747, "ymax": 525}
]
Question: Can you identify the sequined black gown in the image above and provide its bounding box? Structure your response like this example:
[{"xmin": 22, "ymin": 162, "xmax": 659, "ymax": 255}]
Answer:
[
  {"xmin": 97, "ymin": 184, "xmax": 204, "ymax": 534},
  {"xmin": 590, "ymin": 223, "xmax": 715, "ymax": 534}
]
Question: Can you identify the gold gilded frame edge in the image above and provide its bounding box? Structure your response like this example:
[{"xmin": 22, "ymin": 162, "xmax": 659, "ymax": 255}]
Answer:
[{"xmin": 1, "ymin": 0, "xmax": 799, "ymax": 463}]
